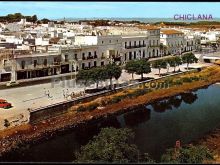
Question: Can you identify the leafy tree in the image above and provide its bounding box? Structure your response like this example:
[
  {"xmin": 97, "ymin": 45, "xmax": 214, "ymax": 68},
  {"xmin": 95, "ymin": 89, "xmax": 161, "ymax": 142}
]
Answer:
[
  {"xmin": 174, "ymin": 56, "xmax": 182, "ymax": 72},
  {"xmin": 166, "ymin": 56, "xmax": 182, "ymax": 73},
  {"xmin": 76, "ymin": 69, "xmax": 91, "ymax": 89},
  {"xmin": 125, "ymin": 60, "xmax": 138, "ymax": 80},
  {"xmin": 41, "ymin": 18, "xmax": 50, "ymax": 24},
  {"xmin": 105, "ymin": 64, "xmax": 122, "ymax": 90},
  {"xmin": 135, "ymin": 59, "xmax": 151, "ymax": 80},
  {"xmin": 32, "ymin": 15, "xmax": 38, "ymax": 23},
  {"xmin": 90, "ymin": 67, "xmax": 108, "ymax": 89},
  {"xmin": 161, "ymin": 145, "xmax": 213, "ymax": 163},
  {"xmin": 181, "ymin": 53, "xmax": 198, "ymax": 70},
  {"xmin": 74, "ymin": 127, "xmax": 154, "ymax": 163},
  {"xmin": 151, "ymin": 59, "xmax": 167, "ymax": 76}
]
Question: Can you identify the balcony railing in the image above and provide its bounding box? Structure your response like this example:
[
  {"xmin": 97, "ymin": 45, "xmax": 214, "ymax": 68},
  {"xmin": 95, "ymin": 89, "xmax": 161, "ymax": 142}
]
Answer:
[{"xmin": 125, "ymin": 44, "xmax": 146, "ymax": 49}]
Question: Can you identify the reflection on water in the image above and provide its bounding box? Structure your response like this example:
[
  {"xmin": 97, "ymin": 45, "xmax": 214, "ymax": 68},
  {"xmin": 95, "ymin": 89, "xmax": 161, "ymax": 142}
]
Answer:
[
  {"xmin": 124, "ymin": 105, "xmax": 151, "ymax": 127},
  {"xmin": 2, "ymin": 84, "xmax": 220, "ymax": 162},
  {"xmin": 150, "ymin": 92, "xmax": 198, "ymax": 113}
]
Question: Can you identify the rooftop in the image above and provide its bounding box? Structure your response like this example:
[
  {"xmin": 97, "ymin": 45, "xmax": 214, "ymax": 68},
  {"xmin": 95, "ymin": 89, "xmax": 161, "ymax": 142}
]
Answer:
[
  {"xmin": 137, "ymin": 25, "xmax": 160, "ymax": 30},
  {"xmin": 161, "ymin": 29, "xmax": 184, "ymax": 35}
]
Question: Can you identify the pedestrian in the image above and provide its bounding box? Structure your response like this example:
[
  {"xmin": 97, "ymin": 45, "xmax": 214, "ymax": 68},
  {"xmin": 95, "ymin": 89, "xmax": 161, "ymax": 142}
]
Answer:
[
  {"xmin": 63, "ymin": 89, "xmax": 66, "ymax": 99},
  {"xmin": 47, "ymin": 90, "xmax": 51, "ymax": 98}
]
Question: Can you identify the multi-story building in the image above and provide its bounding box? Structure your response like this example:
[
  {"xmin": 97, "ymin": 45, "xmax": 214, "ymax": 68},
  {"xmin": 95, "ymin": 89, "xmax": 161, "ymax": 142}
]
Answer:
[{"xmin": 160, "ymin": 29, "xmax": 185, "ymax": 55}]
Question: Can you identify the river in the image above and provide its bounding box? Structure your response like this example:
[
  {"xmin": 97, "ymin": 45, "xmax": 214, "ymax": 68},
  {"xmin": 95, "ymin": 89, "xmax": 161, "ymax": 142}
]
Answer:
[{"xmin": 2, "ymin": 83, "xmax": 220, "ymax": 162}]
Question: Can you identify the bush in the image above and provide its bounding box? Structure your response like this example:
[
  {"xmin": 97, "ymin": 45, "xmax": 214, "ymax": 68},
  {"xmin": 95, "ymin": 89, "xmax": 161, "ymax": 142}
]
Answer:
[
  {"xmin": 87, "ymin": 103, "xmax": 99, "ymax": 111},
  {"xmin": 190, "ymin": 76, "xmax": 200, "ymax": 81},
  {"xmin": 4, "ymin": 119, "xmax": 10, "ymax": 127},
  {"xmin": 161, "ymin": 145, "xmax": 214, "ymax": 163},
  {"xmin": 109, "ymin": 95, "xmax": 124, "ymax": 104},
  {"xmin": 77, "ymin": 105, "xmax": 87, "ymax": 112},
  {"xmin": 130, "ymin": 89, "xmax": 148, "ymax": 97},
  {"xmin": 181, "ymin": 77, "xmax": 193, "ymax": 83},
  {"xmin": 173, "ymin": 79, "xmax": 183, "ymax": 85}
]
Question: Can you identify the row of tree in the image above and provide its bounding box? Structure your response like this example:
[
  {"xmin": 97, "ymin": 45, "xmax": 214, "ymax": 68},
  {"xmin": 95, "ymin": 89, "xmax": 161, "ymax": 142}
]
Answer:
[
  {"xmin": 76, "ymin": 53, "xmax": 198, "ymax": 90},
  {"xmin": 151, "ymin": 52, "xmax": 198, "ymax": 76},
  {"xmin": 0, "ymin": 13, "xmax": 38, "ymax": 23},
  {"xmin": 76, "ymin": 63, "xmax": 122, "ymax": 90}
]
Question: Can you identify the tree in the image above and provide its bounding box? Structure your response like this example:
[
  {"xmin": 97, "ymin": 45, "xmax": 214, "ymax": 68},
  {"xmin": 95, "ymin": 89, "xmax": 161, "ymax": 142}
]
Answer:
[
  {"xmin": 74, "ymin": 127, "xmax": 154, "ymax": 163},
  {"xmin": 135, "ymin": 59, "xmax": 151, "ymax": 80},
  {"xmin": 41, "ymin": 18, "xmax": 50, "ymax": 24},
  {"xmin": 151, "ymin": 59, "xmax": 167, "ymax": 76},
  {"xmin": 161, "ymin": 145, "xmax": 213, "ymax": 163},
  {"xmin": 125, "ymin": 60, "xmax": 138, "ymax": 80},
  {"xmin": 181, "ymin": 53, "xmax": 198, "ymax": 70},
  {"xmin": 166, "ymin": 56, "xmax": 182, "ymax": 73},
  {"xmin": 90, "ymin": 67, "xmax": 108, "ymax": 89},
  {"xmin": 174, "ymin": 56, "xmax": 182, "ymax": 72},
  {"xmin": 76, "ymin": 69, "xmax": 91, "ymax": 89},
  {"xmin": 105, "ymin": 64, "xmax": 122, "ymax": 90},
  {"xmin": 32, "ymin": 15, "xmax": 38, "ymax": 23}
]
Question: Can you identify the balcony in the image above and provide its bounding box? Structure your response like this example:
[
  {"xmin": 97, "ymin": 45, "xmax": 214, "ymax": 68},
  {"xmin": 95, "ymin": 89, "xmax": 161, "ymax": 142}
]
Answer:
[{"xmin": 125, "ymin": 44, "xmax": 146, "ymax": 49}]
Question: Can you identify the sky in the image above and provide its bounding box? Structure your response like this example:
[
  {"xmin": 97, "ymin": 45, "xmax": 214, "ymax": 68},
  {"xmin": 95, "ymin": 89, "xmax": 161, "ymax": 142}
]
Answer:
[{"xmin": 0, "ymin": 2, "xmax": 220, "ymax": 19}]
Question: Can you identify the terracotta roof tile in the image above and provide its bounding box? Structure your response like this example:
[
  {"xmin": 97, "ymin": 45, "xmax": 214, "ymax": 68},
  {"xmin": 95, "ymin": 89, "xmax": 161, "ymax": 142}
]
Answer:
[
  {"xmin": 161, "ymin": 29, "xmax": 184, "ymax": 35},
  {"xmin": 137, "ymin": 25, "xmax": 160, "ymax": 30}
]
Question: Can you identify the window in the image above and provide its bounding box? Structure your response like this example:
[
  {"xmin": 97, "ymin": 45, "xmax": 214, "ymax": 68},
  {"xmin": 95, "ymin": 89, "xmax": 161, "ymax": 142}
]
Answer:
[
  {"xmin": 125, "ymin": 42, "xmax": 127, "ymax": 48},
  {"xmin": 101, "ymin": 61, "xmax": 104, "ymax": 66},
  {"xmin": 74, "ymin": 54, "xmax": 77, "ymax": 60},
  {"xmin": 102, "ymin": 41, "xmax": 104, "ymax": 44},
  {"xmin": 109, "ymin": 40, "xmax": 111, "ymax": 43},
  {"xmin": 134, "ymin": 41, "xmax": 136, "ymax": 46},
  {"xmin": 65, "ymin": 55, "xmax": 68, "ymax": 62},
  {"xmin": 94, "ymin": 51, "xmax": 97, "ymax": 58},
  {"xmin": 88, "ymin": 52, "xmax": 92, "ymax": 56},
  {"xmin": 21, "ymin": 60, "xmax": 25, "ymax": 69},
  {"xmin": 82, "ymin": 53, "xmax": 85, "ymax": 60},
  {"xmin": 44, "ymin": 59, "xmax": 47, "ymax": 66},
  {"xmin": 94, "ymin": 61, "xmax": 97, "ymax": 67},
  {"xmin": 82, "ymin": 63, "xmax": 85, "ymax": 69},
  {"xmin": 34, "ymin": 60, "xmax": 37, "ymax": 67}
]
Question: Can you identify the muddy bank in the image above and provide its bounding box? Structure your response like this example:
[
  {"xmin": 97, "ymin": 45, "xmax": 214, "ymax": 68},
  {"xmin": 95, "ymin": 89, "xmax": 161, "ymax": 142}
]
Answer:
[{"xmin": 0, "ymin": 66, "xmax": 220, "ymax": 158}]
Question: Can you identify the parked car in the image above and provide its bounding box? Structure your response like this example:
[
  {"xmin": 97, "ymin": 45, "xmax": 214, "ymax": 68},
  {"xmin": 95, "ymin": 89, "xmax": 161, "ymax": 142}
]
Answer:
[
  {"xmin": 0, "ymin": 99, "xmax": 12, "ymax": 109},
  {"xmin": 6, "ymin": 81, "xmax": 19, "ymax": 87}
]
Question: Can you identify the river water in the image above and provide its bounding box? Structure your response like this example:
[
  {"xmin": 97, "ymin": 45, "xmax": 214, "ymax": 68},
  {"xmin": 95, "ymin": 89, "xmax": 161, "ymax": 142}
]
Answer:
[{"xmin": 2, "ymin": 84, "xmax": 220, "ymax": 162}]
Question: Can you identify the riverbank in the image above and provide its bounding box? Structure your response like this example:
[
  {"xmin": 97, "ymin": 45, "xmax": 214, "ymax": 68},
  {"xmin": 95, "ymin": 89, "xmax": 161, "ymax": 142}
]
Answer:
[{"xmin": 1, "ymin": 65, "xmax": 220, "ymax": 159}]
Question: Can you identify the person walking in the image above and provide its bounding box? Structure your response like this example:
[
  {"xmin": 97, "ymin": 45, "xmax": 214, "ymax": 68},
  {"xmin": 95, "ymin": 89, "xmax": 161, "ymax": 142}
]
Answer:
[
  {"xmin": 47, "ymin": 90, "xmax": 52, "ymax": 98},
  {"xmin": 63, "ymin": 89, "xmax": 66, "ymax": 99}
]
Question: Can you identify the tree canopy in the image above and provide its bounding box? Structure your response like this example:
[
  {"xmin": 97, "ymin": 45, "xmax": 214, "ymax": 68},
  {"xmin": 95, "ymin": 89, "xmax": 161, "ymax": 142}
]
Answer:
[
  {"xmin": 74, "ymin": 127, "xmax": 154, "ymax": 163},
  {"xmin": 181, "ymin": 53, "xmax": 198, "ymax": 70},
  {"xmin": 161, "ymin": 145, "xmax": 214, "ymax": 163}
]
